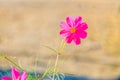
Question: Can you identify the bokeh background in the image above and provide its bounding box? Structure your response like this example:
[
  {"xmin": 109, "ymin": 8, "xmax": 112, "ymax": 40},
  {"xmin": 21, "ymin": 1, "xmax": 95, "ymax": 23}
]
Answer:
[{"xmin": 0, "ymin": 0, "xmax": 120, "ymax": 79}]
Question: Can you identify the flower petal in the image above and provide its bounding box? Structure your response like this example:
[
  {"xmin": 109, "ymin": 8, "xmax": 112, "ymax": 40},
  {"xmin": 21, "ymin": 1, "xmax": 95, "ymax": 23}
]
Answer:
[
  {"xmin": 12, "ymin": 68, "xmax": 20, "ymax": 79},
  {"xmin": 75, "ymin": 16, "xmax": 82, "ymax": 26},
  {"xmin": 77, "ymin": 30, "xmax": 87, "ymax": 39},
  {"xmin": 20, "ymin": 72, "xmax": 27, "ymax": 80},
  {"xmin": 2, "ymin": 77, "xmax": 12, "ymax": 80},
  {"xmin": 77, "ymin": 22, "xmax": 88, "ymax": 30},
  {"xmin": 60, "ymin": 30, "xmax": 70, "ymax": 37},
  {"xmin": 60, "ymin": 22, "xmax": 70, "ymax": 30},
  {"xmin": 66, "ymin": 16, "xmax": 74, "ymax": 27},
  {"xmin": 66, "ymin": 34, "xmax": 73, "ymax": 44},
  {"xmin": 81, "ymin": 22, "xmax": 88, "ymax": 30},
  {"xmin": 73, "ymin": 36, "xmax": 81, "ymax": 45}
]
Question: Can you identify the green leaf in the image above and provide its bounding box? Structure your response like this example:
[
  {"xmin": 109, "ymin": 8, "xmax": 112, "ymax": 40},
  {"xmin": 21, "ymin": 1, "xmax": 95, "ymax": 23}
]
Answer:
[
  {"xmin": 56, "ymin": 74, "xmax": 60, "ymax": 80},
  {"xmin": 27, "ymin": 73, "xmax": 36, "ymax": 80},
  {"xmin": 42, "ymin": 45, "xmax": 58, "ymax": 54},
  {"xmin": 42, "ymin": 68, "xmax": 50, "ymax": 79}
]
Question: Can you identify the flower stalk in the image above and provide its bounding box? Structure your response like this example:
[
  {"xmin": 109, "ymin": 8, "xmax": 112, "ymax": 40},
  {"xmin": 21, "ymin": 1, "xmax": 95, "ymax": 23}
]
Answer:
[
  {"xmin": 4, "ymin": 56, "xmax": 24, "ymax": 71},
  {"xmin": 52, "ymin": 39, "xmax": 66, "ymax": 80}
]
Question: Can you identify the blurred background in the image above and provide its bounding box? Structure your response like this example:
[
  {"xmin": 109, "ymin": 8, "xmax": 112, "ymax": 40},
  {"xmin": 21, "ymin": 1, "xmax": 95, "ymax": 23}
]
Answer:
[{"xmin": 0, "ymin": 0, "xmax": 120, "ymax": 79}]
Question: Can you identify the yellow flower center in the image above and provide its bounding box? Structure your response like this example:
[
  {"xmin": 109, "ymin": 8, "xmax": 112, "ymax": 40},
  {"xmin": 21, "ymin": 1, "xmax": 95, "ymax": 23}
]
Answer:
[{"xmin": 70, "ymin": 27, "xmax": 76, "ymax": 33}]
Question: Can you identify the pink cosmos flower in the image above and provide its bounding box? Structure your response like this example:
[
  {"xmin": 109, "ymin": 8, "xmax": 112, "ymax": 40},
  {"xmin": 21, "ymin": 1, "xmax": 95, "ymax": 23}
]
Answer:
[
  {"xmin": 2, "ymin": 68, "xmax": 27, "ymax": 80},
  {"xmin": 60, "ymin": 16, "xmax": 88, "ymax": 45}
]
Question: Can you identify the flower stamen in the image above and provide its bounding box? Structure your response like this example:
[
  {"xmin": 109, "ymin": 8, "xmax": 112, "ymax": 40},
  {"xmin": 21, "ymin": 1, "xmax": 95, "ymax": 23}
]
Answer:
[{"xmin": 70, "ymin": 27, "xmax": 76, "ymax": 33}]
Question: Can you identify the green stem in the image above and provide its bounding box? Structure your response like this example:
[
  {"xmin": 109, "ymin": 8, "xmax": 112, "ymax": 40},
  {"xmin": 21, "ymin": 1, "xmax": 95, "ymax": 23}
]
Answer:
[
  {"xmin": 52, "ymin": 39, "xmax": 66, "ymax": 80},
  {"xmin": 4, "ymin": 56, "xmax": 24, "ymax": 71},
  {"xmin": 54, "ymin": 54, "xmax": 59, "ymax": 72},
  {"xmin": 58, "ymin": 39, "xmax": 66, "ymax": 55},
  {"xmin": 52, "ymin": 54, "xmax": 59, "ymax": 80},
  {"xmin": 60, "ymin": 42, "xmax": 66, "ymax": 54}
]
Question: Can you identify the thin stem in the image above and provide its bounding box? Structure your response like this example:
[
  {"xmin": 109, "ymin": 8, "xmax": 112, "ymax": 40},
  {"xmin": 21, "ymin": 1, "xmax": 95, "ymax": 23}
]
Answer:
[
  {"xmin": 52, "ymin": 39, "xmax": 66, "ymax": 80},
  {"xmin": 4, "ymin": 56, "xmax": 24, "ymax": 71},
  {"xmin": 58, "ymin": 39, "xmax": 66, "ymax": 55},
  {"xmin": 52, "ymin": 54, "xmax": 59, "ymax": 80},
  {"xmin": 60, "ymin": 42, "xmax": 66, "ymax": 54},
  {"xmin": 54, "ymin": 54, "xmax": 59, "ymax": 72}
]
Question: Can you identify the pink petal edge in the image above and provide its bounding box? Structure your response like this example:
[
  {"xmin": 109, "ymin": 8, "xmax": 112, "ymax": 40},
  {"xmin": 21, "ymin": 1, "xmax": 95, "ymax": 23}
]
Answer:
[
  {"xmin": 12, "ymin": 68, "xmax": 20, "ymax": 79},
  {"xmin": 21, "ymin": 71, "xmax": 27, "ymax": 80},
  {"xmin": 66, "ymin": 16, "xmax": 74, "ymax": 27},
  {"xmin": 60, "ymin": 22, "xmax": 70, "ymax": 30},
  {"xmin": 76, "ymin": 22, "xmax": 88, "ymax": 30},
  {"xmin": 60, "ymin": 30, "xmax": 70, "ymax": 37},
  {"xmin": 2, "ymin": 76, "xmax": 12, "ymax": 80},
  {"xmin": 66, "ymin": 34, "xmax": 73, "ymax": 44},
  {"xmin": 73, "ymin": 36, "xmax": 81, "ymax": 45},
  {"xmin": 75, "ymin": 16, "xmax": 82, "ymax": 26},
  {"xmin": 77, "ymin": 30, "xmax": 87, "ymax": 39}
]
